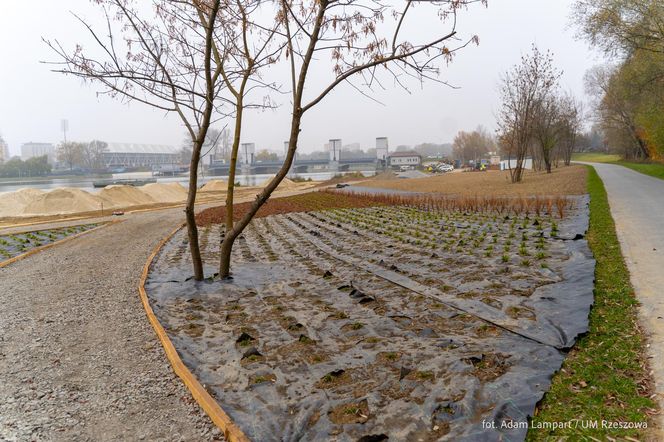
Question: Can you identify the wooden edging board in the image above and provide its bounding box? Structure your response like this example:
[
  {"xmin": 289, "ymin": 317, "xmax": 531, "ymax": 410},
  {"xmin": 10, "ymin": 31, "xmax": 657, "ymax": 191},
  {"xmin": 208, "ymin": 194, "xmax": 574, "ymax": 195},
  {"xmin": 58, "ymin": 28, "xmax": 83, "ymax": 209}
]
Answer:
[
  {"xmin": 137, "ymin": 223, "xmax": 250, "ymax": 442},
  {"xmin": 0, "ymin": 220, "xmax": 121, "ymax": 269}
]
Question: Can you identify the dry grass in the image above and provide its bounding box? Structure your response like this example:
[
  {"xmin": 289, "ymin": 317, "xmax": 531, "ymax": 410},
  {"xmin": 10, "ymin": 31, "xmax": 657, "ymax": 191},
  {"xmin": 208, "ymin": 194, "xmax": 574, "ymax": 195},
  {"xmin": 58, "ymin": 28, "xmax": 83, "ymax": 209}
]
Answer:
[
  {"xmin": 323, "ymin": 189, "xmax": 573, "ymax": 218},
  {"xmin": 196, "ymin": 191, "xmax": 382, "ymax": 226},
  {"xmin": 362, "ymin": 165, "xmax": 587, "ymax": 196}
]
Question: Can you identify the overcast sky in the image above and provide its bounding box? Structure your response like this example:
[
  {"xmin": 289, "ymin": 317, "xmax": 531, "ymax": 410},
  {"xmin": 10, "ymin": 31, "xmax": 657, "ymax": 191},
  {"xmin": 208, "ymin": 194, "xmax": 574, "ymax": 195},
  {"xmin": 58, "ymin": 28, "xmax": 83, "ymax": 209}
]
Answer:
[{"xmin": 0, "ymin": 0, "xmax": 606, "ymax": 157}]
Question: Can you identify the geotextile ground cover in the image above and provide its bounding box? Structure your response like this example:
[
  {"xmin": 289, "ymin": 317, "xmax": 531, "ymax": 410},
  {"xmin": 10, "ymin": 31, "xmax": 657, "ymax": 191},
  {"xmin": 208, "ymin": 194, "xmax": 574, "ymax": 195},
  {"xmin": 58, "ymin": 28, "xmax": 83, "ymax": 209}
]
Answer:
[
  {"xmin": 0, "ymin": 223, "xmax": 100, "ymax": 260},
  {"xmin": 147, "ymin": 193, "xmax": 594, "ymax": 441}
]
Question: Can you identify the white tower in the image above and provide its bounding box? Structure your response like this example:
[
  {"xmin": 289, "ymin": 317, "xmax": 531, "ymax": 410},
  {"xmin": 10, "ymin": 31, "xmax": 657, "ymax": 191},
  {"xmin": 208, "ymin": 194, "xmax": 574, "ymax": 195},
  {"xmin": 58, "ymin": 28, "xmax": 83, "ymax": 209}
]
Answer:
[
  {"xmin": 376, "ymin": 137, "xmax": 388, "ymax": 161},
  {"xmin": 240, "ymin": 143, "xmax": 255, "ymax": 165},
  {"xmin": 328, "ymin": 139, "xmax": 342, "ymax": 161}
]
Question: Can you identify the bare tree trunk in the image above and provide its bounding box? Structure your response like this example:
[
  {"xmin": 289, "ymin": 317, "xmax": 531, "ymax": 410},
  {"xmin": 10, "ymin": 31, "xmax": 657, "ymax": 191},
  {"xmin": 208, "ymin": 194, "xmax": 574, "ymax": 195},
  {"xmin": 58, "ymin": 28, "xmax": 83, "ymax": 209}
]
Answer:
[
  {"xmin": 186, "ymin": 140, "xmax": 204, "ymax": 281},
  {"xmin": 542, "ymin": 143, "xmax": 553, "ymax": 173},
  {"xmin": 220, "ymin": 99, "xmax": 245, "ymax": 278},
  {"xmin": 218, "ymin": 0, "xmax": 325, "ymax": 278},
  {"xmin": 512, "ymin": 147, "xmax": 525, "ymax": 183},
  {"xmin": 219, "ymin": 110, "xmax": 304, "ymax": 277}
]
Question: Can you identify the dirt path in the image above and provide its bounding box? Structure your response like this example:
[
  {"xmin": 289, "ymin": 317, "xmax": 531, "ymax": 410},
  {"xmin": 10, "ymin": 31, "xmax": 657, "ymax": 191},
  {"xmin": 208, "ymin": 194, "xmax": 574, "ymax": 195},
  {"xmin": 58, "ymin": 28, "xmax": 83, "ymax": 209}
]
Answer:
[
  {"xmin": 0, "ymin": 208, "xmax": 220, "ymax": 441},
  {"xmin": 590, "ymin": 163, "xmax": 664, "ymax": 433}
]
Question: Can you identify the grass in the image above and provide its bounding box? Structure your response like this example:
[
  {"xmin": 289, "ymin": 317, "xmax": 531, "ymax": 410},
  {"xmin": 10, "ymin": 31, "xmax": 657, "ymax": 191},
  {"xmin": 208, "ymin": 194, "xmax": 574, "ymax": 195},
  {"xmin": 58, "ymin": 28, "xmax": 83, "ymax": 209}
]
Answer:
[
  {"xmin": 573, "ymin": 152, "xmax": 664, "ymax": 180},
  {"xmin": 572, "ymin": 152, "xmax": 622, "ymax": 163},
  {"xmin": 616, "ymin": 161, "xmax": 664, "ymax": 180},
  {"xmin": 527, "ymin": 166, "xmax": 656, "ymax": 440}
]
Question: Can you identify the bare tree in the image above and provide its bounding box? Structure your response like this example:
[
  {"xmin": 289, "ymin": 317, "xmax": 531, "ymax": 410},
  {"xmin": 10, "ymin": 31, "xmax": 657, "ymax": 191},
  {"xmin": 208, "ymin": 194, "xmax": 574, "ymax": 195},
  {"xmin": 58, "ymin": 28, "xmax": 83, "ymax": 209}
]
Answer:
[
  {"xmin": 558, "ymin": 92, "xmax": 584, "ymax": 166},
  {"xmin": 532, "ymin": 94, "xmax": 561, "ymax": 173},
  {"xmin": 453, "ymin": 126, "xmax": 495, "ymax": 165},
  {"xmin": 82, "ymin": 140, "xmax": 108, "ymax": 170},
  {"xmin": 47, "ymin": 0, "xmax": 231, "ymax": 280},
  {"xmin": 497, "ymin": 45, "xmax": 561, "ymax": 182},
  {"xmin": 56, "ymin": 142, "xmax": 85, "ymax": 171},
  {"xmin": 584, "ymin": 64, "xmax": 649, "ymax": 159},
  {"xmin": 210, "ymin": 0, "xmax": 283, "ymax": 277},
  {"xmin": 216, "ymin": 0, "xmax": 486, "ymax": 278}
]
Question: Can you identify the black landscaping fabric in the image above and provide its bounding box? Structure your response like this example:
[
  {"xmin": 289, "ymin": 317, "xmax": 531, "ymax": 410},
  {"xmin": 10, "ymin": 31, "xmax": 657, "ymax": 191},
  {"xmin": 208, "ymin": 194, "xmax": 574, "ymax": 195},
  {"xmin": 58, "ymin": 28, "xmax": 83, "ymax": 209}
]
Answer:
[
  {"xmin": 146, "ymin": 196, "xmax": 594, "ymax": 441},
  {"xmin": 0, "ymin": 224, "xmax": 100, "ymax": 260}
]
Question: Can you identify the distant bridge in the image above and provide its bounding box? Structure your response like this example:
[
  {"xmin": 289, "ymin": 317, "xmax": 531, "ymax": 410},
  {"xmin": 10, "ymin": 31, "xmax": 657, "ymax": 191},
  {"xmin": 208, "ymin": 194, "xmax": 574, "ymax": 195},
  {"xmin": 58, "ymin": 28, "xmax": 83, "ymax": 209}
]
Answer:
[{"xmin": 208, "ymin": 157, "xmax": 381, "ymax": 176}]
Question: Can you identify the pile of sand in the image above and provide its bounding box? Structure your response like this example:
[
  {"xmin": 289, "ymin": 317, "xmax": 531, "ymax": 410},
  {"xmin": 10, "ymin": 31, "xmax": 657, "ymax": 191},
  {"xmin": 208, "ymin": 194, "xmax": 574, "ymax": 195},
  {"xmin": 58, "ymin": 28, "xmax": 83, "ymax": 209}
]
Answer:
[
  {"xmin": 201, "ymin": 179, "xmax": 228, "ymax": 192},
  {"xmin": 260, "ymin": 175, "xmax": 301, "ymax": 191},
  {"xmin": 98, "ymin": 185, "xmax": 157, "ymax": 207},
  {"xmin": 0, "ymin": 188, "xmax": 46, "ymax": 217},
  {"xmin": 140, "ymin": 182, "xmax": 188, "ymax": 203},
  {"xmin": 22, "ymin": 188, "xmax": 105, "ymax": 216}
]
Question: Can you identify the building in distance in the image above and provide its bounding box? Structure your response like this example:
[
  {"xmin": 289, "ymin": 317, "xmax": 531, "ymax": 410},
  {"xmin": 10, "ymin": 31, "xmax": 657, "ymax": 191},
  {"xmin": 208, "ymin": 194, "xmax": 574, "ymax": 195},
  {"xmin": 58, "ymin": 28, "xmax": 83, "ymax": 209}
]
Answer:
[
  {"xmin": 0, "ymin": 136, "xmax": 10, "ymax": 163},
  {"xmin": 21, "ymin": 142, "xmax": 56, "ymax": 164},
  {"xmin": 103, "ymin": 143, "xmax": 180, "ymax": 169},
  {"xmin": 388, "ymin": 151, "xmax": 422, "ymax": 169}
]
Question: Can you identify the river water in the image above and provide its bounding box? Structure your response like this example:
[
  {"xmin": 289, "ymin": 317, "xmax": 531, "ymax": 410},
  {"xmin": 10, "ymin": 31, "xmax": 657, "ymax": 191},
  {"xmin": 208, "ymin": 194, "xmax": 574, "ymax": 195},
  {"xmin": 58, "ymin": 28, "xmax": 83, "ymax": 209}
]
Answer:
[{"xmin": 0, "ymin": 171, "xmax": 376, "ymax": 195}]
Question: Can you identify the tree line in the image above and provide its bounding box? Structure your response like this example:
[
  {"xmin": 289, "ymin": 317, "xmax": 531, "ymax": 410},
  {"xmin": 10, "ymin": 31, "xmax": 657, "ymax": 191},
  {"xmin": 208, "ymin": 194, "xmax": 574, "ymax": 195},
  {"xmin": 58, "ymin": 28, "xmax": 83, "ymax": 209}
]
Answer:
[
  {"xmin": 0, "ymin": 156, "xmax": 51, "ymax": 178},
  {"xmin": 575, "ymin": 0, "xmax": 664, "ymax": 160},
  {"xmin": 495, "ymin": 45, "xmax": 584, "ymax": 183},
  {"xmin": 56, "ymin": 140, "xmax": 108, "ymax": 171}
]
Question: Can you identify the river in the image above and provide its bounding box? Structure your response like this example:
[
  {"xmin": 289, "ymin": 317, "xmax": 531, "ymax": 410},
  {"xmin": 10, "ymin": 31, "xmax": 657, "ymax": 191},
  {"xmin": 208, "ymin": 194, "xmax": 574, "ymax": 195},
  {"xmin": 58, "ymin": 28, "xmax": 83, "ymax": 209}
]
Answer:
[{"xmin": 0, "ymin": 171, "xmax": 376, "ymax": 194}]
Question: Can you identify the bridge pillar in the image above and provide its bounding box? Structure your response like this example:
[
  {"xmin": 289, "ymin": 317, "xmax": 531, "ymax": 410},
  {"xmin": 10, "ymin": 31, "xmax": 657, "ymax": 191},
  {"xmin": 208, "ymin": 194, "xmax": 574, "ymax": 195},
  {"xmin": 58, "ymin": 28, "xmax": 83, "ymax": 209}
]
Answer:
[{"xmin": 241, "ymin": 163, "xmax": 252, "ymax": 176}]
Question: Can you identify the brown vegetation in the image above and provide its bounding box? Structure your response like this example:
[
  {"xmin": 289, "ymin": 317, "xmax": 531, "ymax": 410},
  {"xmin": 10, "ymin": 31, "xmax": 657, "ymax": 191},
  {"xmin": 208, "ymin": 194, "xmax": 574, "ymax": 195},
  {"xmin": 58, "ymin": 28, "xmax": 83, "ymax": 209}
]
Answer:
[
  {"xmin": 361, "ymin": 165, "xmax": 586, "ymax": 196},
  {"xmin": 196, "ymin": 192, "xmax": 382, "ymax": 227},
  {"xmin": 323, "ymin": 190, "xmax": 573, "ymax": 218}
]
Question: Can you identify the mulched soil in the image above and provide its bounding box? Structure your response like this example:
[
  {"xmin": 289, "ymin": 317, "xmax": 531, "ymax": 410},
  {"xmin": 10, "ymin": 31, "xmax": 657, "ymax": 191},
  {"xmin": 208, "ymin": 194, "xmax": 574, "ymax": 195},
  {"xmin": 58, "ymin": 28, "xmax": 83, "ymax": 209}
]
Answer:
[
  {"xmin": 148, "ymin": 198, "xmax": 594, "ymax": 441},
  {"xmin": 196, "ymin": 192, "xmax": 382, "ymax": 227}
]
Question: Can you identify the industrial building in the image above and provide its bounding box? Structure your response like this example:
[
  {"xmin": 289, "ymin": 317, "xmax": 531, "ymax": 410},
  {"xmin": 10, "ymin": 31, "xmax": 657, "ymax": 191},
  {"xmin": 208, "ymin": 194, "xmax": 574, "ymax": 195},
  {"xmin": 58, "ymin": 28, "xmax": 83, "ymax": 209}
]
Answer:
[{"xmin": 102, "ymin": 143, "xmax": 180, "ymax": 168}]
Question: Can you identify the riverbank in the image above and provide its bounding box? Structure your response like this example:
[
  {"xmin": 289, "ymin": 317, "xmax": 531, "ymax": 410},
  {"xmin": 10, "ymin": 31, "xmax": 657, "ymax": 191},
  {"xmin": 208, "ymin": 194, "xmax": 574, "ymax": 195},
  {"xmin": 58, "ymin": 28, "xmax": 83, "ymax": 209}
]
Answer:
[{"xmin": 0, "ymin": 178, "xmax": 317, "ymax": 222}]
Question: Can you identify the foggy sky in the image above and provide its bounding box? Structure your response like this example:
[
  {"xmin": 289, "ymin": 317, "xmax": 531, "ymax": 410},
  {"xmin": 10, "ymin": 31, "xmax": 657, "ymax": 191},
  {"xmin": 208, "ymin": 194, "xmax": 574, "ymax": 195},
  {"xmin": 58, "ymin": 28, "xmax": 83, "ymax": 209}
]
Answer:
[{"xmin": 0, "ymin": 0, "xmax": 606, "ymax": 157}]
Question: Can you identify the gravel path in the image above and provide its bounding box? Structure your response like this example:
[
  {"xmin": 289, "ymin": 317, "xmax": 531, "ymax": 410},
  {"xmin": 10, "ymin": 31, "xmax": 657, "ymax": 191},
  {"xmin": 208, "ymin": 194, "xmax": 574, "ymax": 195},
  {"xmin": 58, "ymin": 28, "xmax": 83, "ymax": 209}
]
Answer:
[
  {"xmin": 589, "ymin": 163, "xmax": 664, "ymax": 434},
  {"xmin": 0, "ymin": 208, "xmax": 221, "ymax": 441}
]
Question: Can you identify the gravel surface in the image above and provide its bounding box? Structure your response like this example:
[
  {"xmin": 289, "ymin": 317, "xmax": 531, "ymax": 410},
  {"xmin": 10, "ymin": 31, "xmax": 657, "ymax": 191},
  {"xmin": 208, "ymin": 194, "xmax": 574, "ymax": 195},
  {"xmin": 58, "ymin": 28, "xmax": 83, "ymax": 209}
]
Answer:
[{"xmin": 0, "ymin": 208, "xmax": 221, "ymax": 441}]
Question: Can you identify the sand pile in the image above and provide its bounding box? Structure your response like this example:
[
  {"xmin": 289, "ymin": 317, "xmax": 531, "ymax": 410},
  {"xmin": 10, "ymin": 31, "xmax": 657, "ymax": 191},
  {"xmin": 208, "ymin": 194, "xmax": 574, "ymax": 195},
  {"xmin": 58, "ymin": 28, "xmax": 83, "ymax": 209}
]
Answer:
[
  {"xmin": 140, "ymin": 182, "xmax": 188, "ymax": 203},
  {"xmin": 201, "ymin": 179, "xmax": 227, "ymax": 192},
  {"xmin": 260, "ymin": 175, "xmax": 301, "ymax": 191},
  {"xmin": 22, "ymin": 188, "xmax": 105, "ymax": 216},
  {"xmin": 98, "ymin": 185, "xmax": 156, "ymax": 208},
  {"xmin": 0, "ymin": 188, "xmax": 46, "ymax": 217}
]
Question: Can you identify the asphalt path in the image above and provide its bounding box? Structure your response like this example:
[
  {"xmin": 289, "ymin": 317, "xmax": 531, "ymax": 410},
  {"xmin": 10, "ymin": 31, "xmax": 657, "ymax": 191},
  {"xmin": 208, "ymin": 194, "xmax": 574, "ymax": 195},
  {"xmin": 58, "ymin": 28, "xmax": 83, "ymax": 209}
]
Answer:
[{"xmin": 589, "ymin": 162, "xmax": 664, "ymax": 435}]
